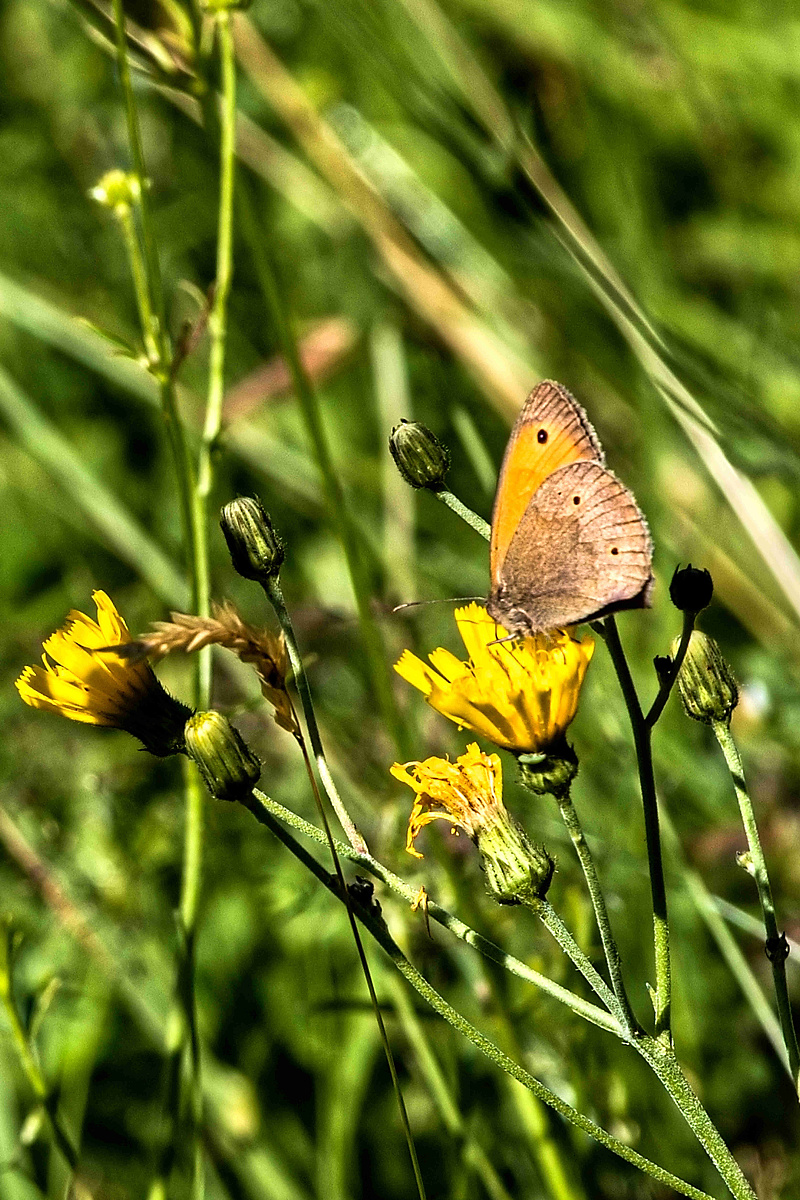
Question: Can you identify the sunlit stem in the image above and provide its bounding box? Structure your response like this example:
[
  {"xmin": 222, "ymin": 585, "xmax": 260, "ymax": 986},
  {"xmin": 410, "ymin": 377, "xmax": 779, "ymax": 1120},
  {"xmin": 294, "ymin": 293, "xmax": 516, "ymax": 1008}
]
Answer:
[
  {"xmin": 432, "ymin": 487, "xmax": 491, "ymax": 541},
  {"xmin": 264, "ymin": 575, "xmax": 367, "ymax": 852},
  {"xmin": 713, "ymin": 719, "xmax": 800, "ymax": 1097},
  {"xmin": 554, "ymin": 790, "xmax": 641, "ymax": 1036},
  {"xmin": 108, "ymin": 9, "xmax": 208, "ymax": 1198},
  {"xmin": 237, "ymin": 799, "xmax": 717, "ymax": 1200}
]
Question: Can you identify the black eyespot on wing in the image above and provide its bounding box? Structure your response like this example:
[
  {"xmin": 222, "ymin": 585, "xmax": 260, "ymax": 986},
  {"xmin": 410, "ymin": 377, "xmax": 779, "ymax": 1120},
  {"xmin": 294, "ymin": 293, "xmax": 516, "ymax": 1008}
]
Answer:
[
  {"xmin": 611, "ymin": 547, "xmax": 619, "ymax": 555},
  {"xmin": 537, "ymin": 429, "xmax": 548, "ymax": 444},
  {"xmin": 573, "ymin": 496, "xmax": 580, "ymax": 505}
]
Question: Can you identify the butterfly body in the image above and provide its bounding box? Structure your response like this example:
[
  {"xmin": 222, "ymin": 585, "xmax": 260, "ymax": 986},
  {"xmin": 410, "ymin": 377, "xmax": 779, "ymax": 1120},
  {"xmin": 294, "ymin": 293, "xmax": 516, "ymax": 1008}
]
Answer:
[{"xmin": 488, "ymin": 382, "xmax": 654, "ymax": 636}]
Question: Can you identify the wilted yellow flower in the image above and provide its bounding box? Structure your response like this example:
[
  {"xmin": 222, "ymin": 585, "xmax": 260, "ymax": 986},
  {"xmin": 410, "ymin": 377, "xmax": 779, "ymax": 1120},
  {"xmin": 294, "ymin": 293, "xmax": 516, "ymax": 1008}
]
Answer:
[
  {"xmin": 394, "ymin": 603, "xmax": 593, "ymax": 753},
  {"xmin": 391, "ymin": 743, "xmax": 553, "ymax": 901},
  {"xmin": 15, "ymin": 591, "xmax": 191, "ymax": 757},
  {"xmin": 391, "ymin": 742, "xmax": 504, "ymax": 855}
]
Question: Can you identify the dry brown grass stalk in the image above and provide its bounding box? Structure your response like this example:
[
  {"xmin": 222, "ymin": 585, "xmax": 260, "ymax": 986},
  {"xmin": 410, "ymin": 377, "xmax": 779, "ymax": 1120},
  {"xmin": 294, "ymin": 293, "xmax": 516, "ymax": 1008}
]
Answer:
[{"xmin": 134, "ymin": 602, "xmax": 299, "ymax": 734}]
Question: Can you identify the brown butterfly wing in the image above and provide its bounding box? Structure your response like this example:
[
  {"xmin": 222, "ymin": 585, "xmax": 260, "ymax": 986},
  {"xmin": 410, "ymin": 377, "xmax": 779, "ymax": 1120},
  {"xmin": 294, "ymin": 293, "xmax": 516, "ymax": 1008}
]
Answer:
[
  {"xmin": 490, "ymin": 381, "xmax": 604, "ymax": 590},
  {"xmin": 488, "ymin": 460, "xmax": 654, "ymax": 633}
]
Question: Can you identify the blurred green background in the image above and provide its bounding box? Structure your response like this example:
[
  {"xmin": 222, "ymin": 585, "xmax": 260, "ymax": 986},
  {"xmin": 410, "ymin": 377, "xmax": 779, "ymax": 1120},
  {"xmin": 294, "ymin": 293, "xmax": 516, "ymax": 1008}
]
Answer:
[{"xmin": 1, "ymin": 0, "xmax": 800, "ymax": 1195}]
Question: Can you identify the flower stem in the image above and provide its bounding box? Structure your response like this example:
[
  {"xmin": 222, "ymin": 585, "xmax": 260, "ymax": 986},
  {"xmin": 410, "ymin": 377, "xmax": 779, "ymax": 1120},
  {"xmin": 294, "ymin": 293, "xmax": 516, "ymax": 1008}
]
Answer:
[
  {"xmin": 712, "ymin": 719, "xmax": 800, "ymax": 1097},
  {"xmin": 239, "ymin": 799, "xmax": 716, "ymax": 1200},
  {"xmin": 264, "ymin": 575, "xmax": 367, "ymax": 852},
  {"xmin": 521, "ymin": 898, "xmax": 624, "ymax": 1024},
  {"xmin": 249, "ymin": 785, "xmax": 623, "ymax": 1035},
  {"xmin": 108, "ymin": 12, "xmax": 209, "ymax": 1196},
  {"xmin": 237, "ymin": 181, "xmax": 408, "ymax": 754},
  {"xmin": 646, "ymin": 610, "xmax": 695, "ymax": 728},
  {"xmin": 109, "ymin": 0, "xmax": 165, "ymax": 343},
  {"xmin": 601, "ymin": 616, "xmax": 672, "ymax": 1042},
  {"xmin": 198, "ymin": 9, "xmax": 235, "ymax": 508},
  {"xmin": 554, "ymin": 790, "xmax": 641, "ymax": 1035},
  {"xmin": 432, "ymin": 487, "xmax": 491, "ymax": 541}
]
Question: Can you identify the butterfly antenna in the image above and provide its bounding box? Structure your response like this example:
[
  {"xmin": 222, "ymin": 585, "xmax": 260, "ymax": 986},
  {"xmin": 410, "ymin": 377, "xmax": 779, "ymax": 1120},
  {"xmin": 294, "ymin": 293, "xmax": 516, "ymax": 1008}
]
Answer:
[{"xmin": 392, "ymin": 597, "xmax": 483, "ymax": 614}]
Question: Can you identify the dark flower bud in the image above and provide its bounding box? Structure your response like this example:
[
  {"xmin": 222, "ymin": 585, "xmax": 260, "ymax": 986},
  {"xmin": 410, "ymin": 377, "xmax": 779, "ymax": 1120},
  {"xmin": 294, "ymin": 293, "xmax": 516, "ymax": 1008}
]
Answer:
[
  {"xmin": 516, "ymin": 740, "xmax": 579, "ymax": 800},
  {"xmin": 673, "ymin": 631, "xmax": 738, "ymax": 726},
  {"xmin": 653, "ymin": 655, "xmax": 672, "ymax": 685},
  {"xmin": 389, "ymin": 420, "xmax": 449, "ymax": 490},
  {"xmin": 220, "ymin": 497, "xmax": 284, "ymax": 583},
  {"xmin": 185, "ymin": 711, "xmax": 261, "ymax": 801},
  {"xmin": 477, "ymin": 813, "xmax": 554, "ymax": 904},
  {"xmin": 669, "ymin": 564, "xmax": 713, "ymax": 614}
]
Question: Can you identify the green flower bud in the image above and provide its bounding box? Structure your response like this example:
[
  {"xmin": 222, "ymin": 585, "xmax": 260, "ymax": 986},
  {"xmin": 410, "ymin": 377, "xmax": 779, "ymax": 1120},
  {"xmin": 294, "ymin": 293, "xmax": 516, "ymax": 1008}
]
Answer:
[
  {"xmin": 669, "ymin": 564, "xmax": 713, "ymax": 614},
  {"xmin": 89, "ymin": 170, "xmax": 141, "ymax": 213},
  {"xmin": 185, "ymin": 711, "xmax": 261, "ymax": 801},
  {"xmin": 516, "ymin": 739, "xmax": 579, "ymax": 799},
  {"xmin": 477, "ymin": 811, "xmax": 554, "ymax": 904},
  {"xmin": 220, "ymin": 496, "xmax": 284, "ymax": 583},
  {"xmin": 673, "ymin": 631, "xmax": 738, "ymax": 726},
  {"xmin": 389, "ymin": 420, "xmax": 450, "ymax": 490}
]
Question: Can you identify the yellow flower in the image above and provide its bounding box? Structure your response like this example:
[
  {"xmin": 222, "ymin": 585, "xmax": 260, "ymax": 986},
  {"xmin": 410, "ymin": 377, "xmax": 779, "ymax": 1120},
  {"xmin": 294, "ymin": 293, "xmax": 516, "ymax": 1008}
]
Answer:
[
  {"xmin": 391, "ymin": 742, "xmax": 505, "ymax": 856},
  {"xmin": 391, "ymin": 743, "xmax": 553, "ymax": 900},
  {"xmin": 16, "ymin": 591, "xmax": 191, "ymax": 757},
  {"xmin": 394, "ymin": 603, "xmax": 593, "ymax": 753}
]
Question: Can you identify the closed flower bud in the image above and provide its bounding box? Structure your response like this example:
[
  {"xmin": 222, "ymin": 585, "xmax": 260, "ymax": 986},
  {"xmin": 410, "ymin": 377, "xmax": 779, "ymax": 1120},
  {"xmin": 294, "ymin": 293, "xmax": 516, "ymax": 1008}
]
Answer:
[
  {"xmin": 389, "ymin": 420, "xmax": 449, "ymax": 490},
  {"xmin": 89, "ymin": 170, "xmax": 141, "ymax": 213},
  {"xmin": 185, "ymin": 711, "xmax": 261, "ymax": 801},
  {"xmin": 669, "ymin": 564, "xmax": 713, "ymax": 614},
  {"xmin": 673, "ymin": 631, "xmax": 738, "ymax": 725},
  {"xmin": 477, "ymin": 815, "xmax": 554, "ymax": 904},
  {"xmin": 220, "ymin": 497, "xmax": 284, "ymax": 583},
  {"xmin": 516, "ymin": 739, "xmax": 579, "ymax": 799}
]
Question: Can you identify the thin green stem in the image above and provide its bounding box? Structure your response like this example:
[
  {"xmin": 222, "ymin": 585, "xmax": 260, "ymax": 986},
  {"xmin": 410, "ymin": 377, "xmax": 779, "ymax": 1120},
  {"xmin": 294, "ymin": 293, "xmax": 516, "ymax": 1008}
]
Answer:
[
  {"xmin": 243, "ymin": 778, "xmax": 427, "ymax": 1200},
  {"xmin": 109, "ymin": 0, "xmax": 165, "ymax": 343},
  {"xmin": 238, "ymin": 798, "xmax": 715, "ymax": 1200},
  {"xmin": 432, "ymin": 487, "xmax": 491, "ymax": 541},
  {"xmin": 264, "ymin": 576, "xmax": 367, "ymax": 852},
  {"xmin": 713, "ymin": 720, "xmax": 800, "ymax": 1096},
  {"xmin": 249, "ymin": 785, "xmax": 623, "ymax": 1035},
  {"xmin": 646, "ymin": 610, "xmax": 695, "ymax": 728},
  {"xmin": 601, "ymin": 616, "xmax": 672, "ymax": 1042},
  {"xmin": 116, "ymin": 202, "xmax": 160, "ymax": 365},
  {"xmin": 199, "ymin": 10, "xmax": 236, "ymax": 507},
  {"xmin": 0, "ymin": 933, "xmax": 81, "ymax": 1178},
  {"xmin": 385, "ymin": 970, "xmax": 515, "ymax": 1200},
  {"xmin": 553, "ymin": 790, "xmax": 641, "ymax": 1035},
  {"xmin": 108, "ymin": 11, "xmax": 209, "ymax": 1195},
  {"xmin": 523, "ymin": 899, "xmax": 625, "ymax": 1026},
  {"xmin": 237, "ymin": 183, "xmax": 408, "ymax": 754}
]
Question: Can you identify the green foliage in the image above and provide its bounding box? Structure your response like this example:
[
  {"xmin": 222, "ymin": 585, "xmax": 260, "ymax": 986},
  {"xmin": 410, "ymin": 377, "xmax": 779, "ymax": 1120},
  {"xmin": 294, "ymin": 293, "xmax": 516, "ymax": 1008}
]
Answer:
[{"xmin": 1, "ymin": 0, "xmax": 799, "ymax": 1195}]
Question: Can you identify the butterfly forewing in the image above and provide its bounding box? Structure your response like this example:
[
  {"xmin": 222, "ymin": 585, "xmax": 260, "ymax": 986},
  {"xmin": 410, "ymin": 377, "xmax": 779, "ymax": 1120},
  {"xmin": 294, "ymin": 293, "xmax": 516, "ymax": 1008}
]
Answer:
[
  {"xmin": 490, "ymin": 461, "xmax": 653, "ymax": 633},
  {"xmin": 490, "ymin": 381, "xmax": 604, "ymax": 587}
]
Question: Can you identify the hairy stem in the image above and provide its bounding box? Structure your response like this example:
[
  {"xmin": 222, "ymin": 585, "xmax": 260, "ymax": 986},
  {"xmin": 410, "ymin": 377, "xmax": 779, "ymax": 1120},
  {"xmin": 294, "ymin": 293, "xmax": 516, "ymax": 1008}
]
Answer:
[{"xmin": 713, "ymin": 719, "xmax": 800, "ymax": 1096}]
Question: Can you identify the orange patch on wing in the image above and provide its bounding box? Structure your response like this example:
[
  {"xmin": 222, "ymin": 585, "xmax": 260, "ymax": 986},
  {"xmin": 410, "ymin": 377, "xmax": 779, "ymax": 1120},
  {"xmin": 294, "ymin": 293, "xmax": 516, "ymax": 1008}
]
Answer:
[{"xmin": 490, "ymin": 419, "xmax": 597, "ymax": 584}]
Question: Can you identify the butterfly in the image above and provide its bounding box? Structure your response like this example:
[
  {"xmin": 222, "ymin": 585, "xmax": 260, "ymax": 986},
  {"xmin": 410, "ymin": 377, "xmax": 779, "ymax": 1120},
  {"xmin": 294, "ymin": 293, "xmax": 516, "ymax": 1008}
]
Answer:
[{"xmin": 486, "ymin": 380, "xmax": 654, "ymax": 636}]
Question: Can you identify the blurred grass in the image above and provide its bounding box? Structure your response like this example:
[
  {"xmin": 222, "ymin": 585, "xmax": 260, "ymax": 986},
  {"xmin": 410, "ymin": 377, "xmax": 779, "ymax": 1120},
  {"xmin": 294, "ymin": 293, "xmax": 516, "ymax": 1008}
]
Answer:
[{"xmin": 2, "ymin": 0, "xmax": 800, "ymax": 1195}]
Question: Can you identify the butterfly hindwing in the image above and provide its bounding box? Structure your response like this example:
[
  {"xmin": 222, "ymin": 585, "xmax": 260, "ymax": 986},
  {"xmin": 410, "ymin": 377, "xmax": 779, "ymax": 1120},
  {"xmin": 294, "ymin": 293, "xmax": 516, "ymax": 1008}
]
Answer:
[{"xmin": 489, "ymin": 460, "xmax": 653, "ymax": 632}]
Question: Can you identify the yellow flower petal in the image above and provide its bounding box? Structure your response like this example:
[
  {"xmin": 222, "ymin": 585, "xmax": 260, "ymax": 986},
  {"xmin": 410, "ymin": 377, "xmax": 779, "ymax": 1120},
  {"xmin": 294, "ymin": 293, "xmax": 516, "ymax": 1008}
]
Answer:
[
  {"xmin": 15, "ymin": 594, "xmax": 191, "ymax": 755},
  {"xmin": 394, "ymin": 603, "xmax": 593, "ymax": 753}
]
